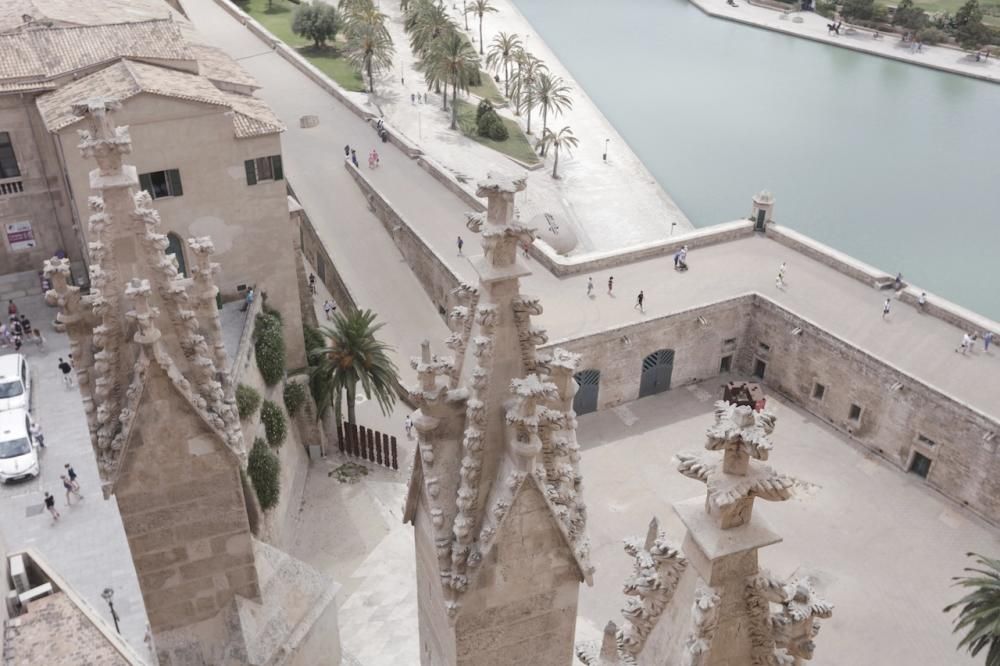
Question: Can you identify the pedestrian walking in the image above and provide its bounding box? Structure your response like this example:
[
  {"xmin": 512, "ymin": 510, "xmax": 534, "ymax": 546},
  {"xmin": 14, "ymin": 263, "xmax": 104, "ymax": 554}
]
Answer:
[
  {"xmin": 18, "ymin": 315, "xmax": 31, "ymax": 336},
  {"xmin": 344, "ymin": 144, "xmax": 350, "ymax": 158},
  {"xmin": 778, "ymin": 262, "xmax": 786, "ymax": 279},
  {"xmin": 44, "ymin": 492, "xmax": 60, "ymax": 521},
  {"xmin": 30, "ymin": 421, "xmax": 44, "ymax": 448},
  {"xmin": 31, "ymin": 329, "xmax": 44, "ymax": 349},
  {"xmin": 607, "ymin": 276, "xmax": 614, "ymax": 295},
  {"xmin": 985, "ymin": 330, "xmax": 993, "ymax": 352},
  {"xmin": 64, "ymin": 464, "xmax": 80, "ymax": 492},
  {"xmin": 58, "ymin": 357, "xmax": 73, "ymax": 387},
  {"xmin": 7, "ymin": 300, "xmax": 16, "ymax": 317},
  {"xmin": 323, "ymin": 300, "xmax": 336, "ymax": 320},
  {"xmin": 775, "ymin": 263, "xmax": 786, "ymax": 289},
  {"xmin": 61, "ymin": 475, "xmax": 82, "ymax": 505},
  {"xmin": 586, "ymin": 277, "xmax": 594, "ymax": 297},
  {"xmin": 241, "ymin": 287, "xmax": 254, "ymax": 312},
  {"xmin": 351, "ymin": 149, "xmax": 358, "ymax": 168},
  {"xmin": 411, "ymin": 93, "xmax": 416, "ymax": 104},
  {"xmin": 893, "ymin": 272, "xmax": 903, "ymax": 290},
  {"xmin": 957, "ymin": 332, "xmax": 972, "ymax": 354},
  {"xmin": 404, "ymin": 414, "xmax": 413, "ymax": 440},
  {"xmin": 882, "ymin": 298, "xmax": 891, "ymax": 319},
  {"xmin": 635, "ymin": 290, "xmax": 644, "ymax": 312},
  {"xmin": 457, "ymin": 236, "xmax": 464, "ymax": 255},
  {"xmin": 917, "ymin": 291, "xmax": 927, "ymax": 310},
  {"xmin": 308, "ymin": 273, "xmax": 316, "ymax": 294}
]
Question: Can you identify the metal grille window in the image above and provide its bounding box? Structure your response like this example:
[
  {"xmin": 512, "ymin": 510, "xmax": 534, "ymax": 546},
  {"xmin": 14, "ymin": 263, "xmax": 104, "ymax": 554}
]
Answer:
[
  {"xmin": 0, "ymin": 132, "xmax": 20, "ymax": 179},
  {"xmin": 244, "ymin": 155, "xmax": 284, "ymax": 185},
  {"xmin": 138, "ymin": 169, "xmax": 183, "ymax": 199}
]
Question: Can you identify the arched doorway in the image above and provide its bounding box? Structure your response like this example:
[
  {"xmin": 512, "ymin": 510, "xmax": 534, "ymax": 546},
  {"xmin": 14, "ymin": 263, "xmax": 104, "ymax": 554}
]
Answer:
[
  {"xmin": 639, "ymin": 349, "xmax": 674, "ymax": 398},
  {"xmin": 165, "ymin": 232, "xmax": 187, "ymax": 276},
  {"xmin": 573, "ymin": 369, "xmax": 600, "ymax": 415}
]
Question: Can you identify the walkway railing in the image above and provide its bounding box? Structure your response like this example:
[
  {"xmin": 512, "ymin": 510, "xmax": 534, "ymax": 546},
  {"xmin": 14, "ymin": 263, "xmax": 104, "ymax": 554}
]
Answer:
[{"xmin": 337, "ymin": 421, "xmax": 399, "ymax": 471}]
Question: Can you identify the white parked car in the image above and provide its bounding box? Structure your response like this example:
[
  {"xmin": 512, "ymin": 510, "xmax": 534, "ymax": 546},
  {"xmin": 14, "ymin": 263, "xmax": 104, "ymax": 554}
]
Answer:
[
  {"xmin": 0, "ymin": 409, "xmax": 40, "ymax": 483},
  {"xmin": 0, "ymin": 353, "xmax": 31, "ymax": 413}
]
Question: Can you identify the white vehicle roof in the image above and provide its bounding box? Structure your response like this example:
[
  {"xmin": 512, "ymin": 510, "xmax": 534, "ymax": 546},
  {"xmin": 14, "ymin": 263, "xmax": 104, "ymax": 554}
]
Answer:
[
  {"xmin": 0, "ymin": 353, "xmax": 24, "ymax": 379},
  {"xmin": 0, "ymin": 408, "xmax": 29, "ymax": 441}
]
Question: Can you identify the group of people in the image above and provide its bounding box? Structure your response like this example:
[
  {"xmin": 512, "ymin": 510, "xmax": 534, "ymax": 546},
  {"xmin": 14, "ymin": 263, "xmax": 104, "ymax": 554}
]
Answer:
[
  {"xmin": 44, "ymin": 464, "xmax": 83, "ymax": 521},
  {"xmin": 2, "ymin": 301, "xmax": 43, "ymax": 350}
]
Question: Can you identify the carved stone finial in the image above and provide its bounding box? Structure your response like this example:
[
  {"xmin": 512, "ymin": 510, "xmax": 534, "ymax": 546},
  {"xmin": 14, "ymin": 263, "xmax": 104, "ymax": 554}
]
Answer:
[{"xmin": 125, "ymin": 278, "xmax": 161, "ymax": 346}]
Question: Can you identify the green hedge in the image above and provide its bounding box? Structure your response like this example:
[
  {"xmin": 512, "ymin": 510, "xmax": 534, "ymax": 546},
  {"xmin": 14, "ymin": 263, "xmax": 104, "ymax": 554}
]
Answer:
[
  {"xmin": 304, "ymin": 324, "xmax": 325, "ymax": 364},
  {"xmin": 236, "ymin": 384, "xmax": 261, "ymax": 420},
  {"xmin": 283, "ymin": 382, "xmax": 308, "ymax": 417},
  {"xmin": 248, "ymin": 437, "xmax": 281, "ymax": 511},
  {"xmin": 260, "ymin": 399, "xmax": 287, "ymax": 448},
  {"xmin": 254, "ymin": 313, "xmax": 286, "ymax": 386}
]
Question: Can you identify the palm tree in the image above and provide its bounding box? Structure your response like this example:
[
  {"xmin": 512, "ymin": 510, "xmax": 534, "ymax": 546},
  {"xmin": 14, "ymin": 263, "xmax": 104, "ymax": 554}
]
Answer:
[
  {"xmin": 944, "ymin": 553, "xmax": 1000, "ymax": 666},
  {"xmin": 485, "ymin": 32, "xmax": 522, "ymax": 98},
  {"xmin": 406, "ymin": 0, "xmax": 453, "ymax": 57},
  {"xmin": 309, "ymin": 309, "xmax": 398, "ymax": 427},
  {"xmin": 425, "ymin": 31, "xmax": 479, "ymax": 128},
  {"xmin": 465, "ymin": 0, "xmax": 498, "ymax": 55},
  {"xmin": 535, "ymin": 126, "xmax": 579, "ymax": 179},
  {"xmin": 531, "ymin": 72, "xmax": 572, "ymax": 141},
  {"xmin": 511, "ymin": 51, "xmax": 546, "ymax": 131},
  {"xmin": 344, "ymin": 5, "xmax": 395, "ymax": 94}
]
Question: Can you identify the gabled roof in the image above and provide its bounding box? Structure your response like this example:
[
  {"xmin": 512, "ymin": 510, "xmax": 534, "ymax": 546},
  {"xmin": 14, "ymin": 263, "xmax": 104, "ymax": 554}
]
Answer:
[
  {"xmin": 0, "ymin": 20, "xmax": 191, "ymax": 83},
  {"xmin": 36, "ymin": 60, "xmax": 284, "ymax": 139},
  {"xmin": 187, "ymin": 44, "xmax": 259, "ymax": 92},
  {"xmin": 0, "ymin": 0, "xmax": 175, "ymax": 34}
]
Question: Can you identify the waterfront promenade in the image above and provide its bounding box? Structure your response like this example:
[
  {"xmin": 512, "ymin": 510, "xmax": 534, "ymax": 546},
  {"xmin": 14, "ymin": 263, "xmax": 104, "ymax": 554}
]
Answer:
[
  {"xmin": 689, "ymin": 0, "xmax": 1000, "ymax": 84},
  {"xmin": 183, "ymin": 0, "xmax": 1000, "ymax": 423}
]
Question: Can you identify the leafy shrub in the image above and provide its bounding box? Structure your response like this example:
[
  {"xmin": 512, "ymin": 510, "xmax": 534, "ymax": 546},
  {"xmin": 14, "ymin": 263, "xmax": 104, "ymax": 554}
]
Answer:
[
  {"xmin": 841, "ymin": 0, "xmax": 877, "ymax": 20},
  {"xmin": 283, "ymin": 382, "xmax": 308, "ymax": 417},
  {"xmin": 477, "ymin": 108, "xmax": 509, "ymax": 141},
  {"xmin": 916, "ymin": 27, "xmax": 950, "ymax": 43},
  {"xmin": 248, "ymin": 438, "xmax": 281, "ymax": 511},
  {"xmin": 893, "ymin": 0, "xmax": 929, "ymax": 29},
  {"xmin": 260, "ymin": 400, "xmax": 287, "ymax": 447},
  {"xmin": 254, "ymin": 313, "xmax": 286, "ymax": 386},
  {"xmin": 292, "ymin": 3, "xmax": 342, "ymax": 48},
  {"xmin": 476, "ymin": 99, "xmax": 494, "ymax": 123},
  {"xmin": 304, "ymin": 325, "xmax": 325, "ymax": 363},
  {"xmin": 236, "ymin": 384, "xmax": 261, "ymax": 420}
]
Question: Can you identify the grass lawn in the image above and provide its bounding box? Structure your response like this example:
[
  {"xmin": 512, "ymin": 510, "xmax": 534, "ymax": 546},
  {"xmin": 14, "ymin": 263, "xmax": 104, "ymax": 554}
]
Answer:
[
  {"xmin": 469, "ymin": 70, "xmax": 506, "ymax": 105},
  {"xmin": 455, "ymin": 99, "xmax": 539, "ymax": 165},
  {"xmin": 239, "ymin": 0, "xmax": 366, "ymax": 92},
  {"xmin": 872, "ymin": 0, "xmax": 1000, "ymax": 27}
]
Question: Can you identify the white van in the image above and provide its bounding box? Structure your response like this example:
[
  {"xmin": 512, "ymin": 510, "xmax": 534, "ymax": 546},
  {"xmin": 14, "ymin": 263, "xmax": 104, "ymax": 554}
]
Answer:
[
  {"xmin": 0, "ymin": 353, "xmax": 31, "ymax": 413},
  {"xmin": 0, "ymin": 409, "xmax": 40, "ymax": 483}
]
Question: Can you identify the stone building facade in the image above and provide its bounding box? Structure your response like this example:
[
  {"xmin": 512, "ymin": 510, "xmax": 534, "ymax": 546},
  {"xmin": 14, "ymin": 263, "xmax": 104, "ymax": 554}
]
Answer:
[{"xmin": 0, "ymin": 3, "xmax": 303, "ymax": 363}]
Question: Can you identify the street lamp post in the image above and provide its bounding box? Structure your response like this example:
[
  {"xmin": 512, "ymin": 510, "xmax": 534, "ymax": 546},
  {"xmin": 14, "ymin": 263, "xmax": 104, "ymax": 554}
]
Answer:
[
  {"xmin": 603, "ymin": 138, "xmax": 610, "ymax": 162},
  {"xmin": 102, "ymin": 587, "xmax": 121, "ymax": 634}
]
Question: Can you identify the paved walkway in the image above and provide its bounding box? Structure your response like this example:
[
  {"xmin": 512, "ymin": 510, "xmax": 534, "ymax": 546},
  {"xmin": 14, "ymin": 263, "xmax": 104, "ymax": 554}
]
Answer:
[
  {"xmin": 0, "ymin": 296, "xmax": 150, "ymax": 660},
  {"xmin": 689, "ymin": 0, "xmax": 1000, "ymax": 84},
  {"xmin": 182, "ymin": 0, "xmax": 1000, "ymax": 425}
]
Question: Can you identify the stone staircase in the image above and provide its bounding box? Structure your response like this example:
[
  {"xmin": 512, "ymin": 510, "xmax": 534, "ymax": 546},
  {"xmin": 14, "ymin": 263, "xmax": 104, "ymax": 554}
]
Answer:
[{"xmin": 0, "ymin": 269, "xmax": 44, "ymax": 304}]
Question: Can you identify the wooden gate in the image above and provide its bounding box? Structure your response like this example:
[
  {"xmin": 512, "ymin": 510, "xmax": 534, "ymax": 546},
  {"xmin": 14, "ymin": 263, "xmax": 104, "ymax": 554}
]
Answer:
[
  {"xmin": 336, "ymin": 421, "xmax": 398, "ymax": 470},
  {"xmin": 573, "ymin": 369, "xmax": 600, "ymax": 415},
  {"xmin": 639, "ymin": 349, "xmax": 675, "ymax": 398}
]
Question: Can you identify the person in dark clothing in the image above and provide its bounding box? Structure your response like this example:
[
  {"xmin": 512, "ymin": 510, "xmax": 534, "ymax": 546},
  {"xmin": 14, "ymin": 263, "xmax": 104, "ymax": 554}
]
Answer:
[
  {"xmin": 44, "ymin": 492, "xmax": 60, "ymax": 520},
  {"xmin": 344, "ymin": 144, "xmax": 350, "ymax": 157},
  {"xmin": 58, "ymin": 357, "xmax": 73, "ymax": 387},
  {"xmin": 351, "ymin": 150, "xmax": 359, "ymax": 168}
]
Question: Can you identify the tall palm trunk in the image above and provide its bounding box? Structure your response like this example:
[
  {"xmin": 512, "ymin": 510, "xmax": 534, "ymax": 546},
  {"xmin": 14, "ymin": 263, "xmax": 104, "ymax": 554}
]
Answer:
[
  {"xmin": 346, "ymin": 383, "xmax": 357, "ymax": 425},
  {"xmin": 525, "ymin": 102, "xmax": 533, "ymax": 134},
  {"xmin": 503, "ymin": 61, "xmax": 509, "ymax": 97},
  {"xmin": 540, "ymin": 106, "xmax": 549, "ymax": 153},
  {"xmin": 478, "ymin": 15, "xmax": 484, "ymax": 54},
  {"xmin": 442, "ymin": 86, "xmax": 448, "ymax": 111},
  {"xmin": 450, "ymin": 79, "xmax": 459, "ymax": 129},
  {"xmin": 367, "ymin": 57, "xmax": 375, "ymax": 93},
  {"xmin": 334, "ymin": 387, "xmax": 344, "ymax": 440},
  {"xmin": 552, "ymin": 144, "xmax": 560, "ymax": 178},
  {"xmin": 464, "ymin": 1, "xmax": 469, "ymax": 29}
]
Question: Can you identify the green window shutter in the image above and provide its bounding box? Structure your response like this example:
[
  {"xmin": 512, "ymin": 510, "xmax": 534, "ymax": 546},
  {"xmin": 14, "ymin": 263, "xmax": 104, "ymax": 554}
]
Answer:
[
  {"xmin": 271, "ymin": 155, "xmax": 283, "ymax": 181},
  {"xmin": 244, "ymin": 159, "xmax": 257, "ymax": 186},
  {"xmin": 167, "ymin": 169, "xmax": 183, "ymax": 197},
  {"xmin": 138, "ymin": 172, "xmax": 152, "ymax": 196}
]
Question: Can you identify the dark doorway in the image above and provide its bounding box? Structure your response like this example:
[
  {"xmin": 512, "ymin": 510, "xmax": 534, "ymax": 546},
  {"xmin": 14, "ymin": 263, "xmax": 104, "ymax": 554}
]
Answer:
[
  {"xmin": 720, "ymin": 355, "xmax": 733, "ymax": 373},
  {"xmin": 639, "ymin": 349, "xmax": 675, "ymax": 398},
  {"xmin": 755, "ymin": 208, "xmax": 766, "ymax": 231},
  {"xmin": 753, "ymin": 358, "xmax": 766, "ymax": 379},
  {"xmin": 165, "ymin": 232, "xmax": 187, "ymax": 276},
  {"xmin": 909, "ymin": 452, "xmax": 932, "ymax": 479},
  {"xmin": 573, "ymin": 369, "xmax": 600, "ymax": 415}
]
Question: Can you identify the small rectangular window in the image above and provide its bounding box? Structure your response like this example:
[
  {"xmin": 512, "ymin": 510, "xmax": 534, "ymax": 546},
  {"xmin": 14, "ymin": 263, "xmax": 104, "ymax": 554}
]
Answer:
[
  {"xmin": 0, "ymin": 131, "xmax": 20, "ymax": 179},
  {"xmin": 719, "ymin": 355, "xmax": 733, "ymax": 373},
  {"xmin": 916, "ymin": 433, "xmax": 937, "ymax": 447},
  {"xmin": 139, "ymin": 169, "xmax": 183, "ymax": 199},
  {"xmin": 758, "ymin": 342, "xmax": 770, "ymax": 353},
  {"xmin": 245, "ymin": 155, "xmax": 284, "ymax": 186},
  {"xmin": 722, "ymin": 337, "xmax": 737, "ymax": 352},
  {"xmin": 812, "ymin": 383, "xmax": 826, "ymax": 400},
  {"xmin": 909, "ymin": 452, "xmax": 932, "ymax": 478},
  {"xmin": 848, "ymin": 404, "xmax": 862, "ymax": 421},
  {"xmin": 753, "ymin": 358, "xmax": 766, "ymax": 379}
]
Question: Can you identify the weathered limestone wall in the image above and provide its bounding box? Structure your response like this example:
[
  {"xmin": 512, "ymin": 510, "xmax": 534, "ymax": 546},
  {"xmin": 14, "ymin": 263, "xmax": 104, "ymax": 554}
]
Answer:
[
  {"xmin": 57, "ymin": 94, "xmax": 304, "ymax": 366},
  {"xmin": 0, "ymin": 97, "xmax": 82, "ymax": 278},
  {"xmin": 414, "ymin": 495, "xmax": 458, "ymax": 665},
  {"xmin": 289, "ymin": 184, "xmax": 357, "ymax": 312},
  {"xmin": 116, "ymin": 369, "xmax": 259, "ymax": 632},
  {"xmin": 742, "ymin": 296, "xmax": 1000, "ymax": 523},
  {"xmin": 541, "ymin": 297, "xmax": 754, "ymax": 410},
  {"xmin": 453, "ymin": 482, "xmax": 582, "ymax": 666}
]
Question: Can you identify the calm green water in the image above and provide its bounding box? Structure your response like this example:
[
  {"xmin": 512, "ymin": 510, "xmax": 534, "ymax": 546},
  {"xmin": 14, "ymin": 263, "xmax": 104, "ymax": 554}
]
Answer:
[{"xmin": 515, "ymin": 0, "xmax": 1000, "ymax": 320}]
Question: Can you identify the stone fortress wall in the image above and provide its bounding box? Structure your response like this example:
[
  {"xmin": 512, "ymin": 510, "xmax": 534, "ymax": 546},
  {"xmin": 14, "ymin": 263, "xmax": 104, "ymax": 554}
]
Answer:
[{"xmin": 334, "ymin": 165, "xmax": 1000, "ymax": 527}]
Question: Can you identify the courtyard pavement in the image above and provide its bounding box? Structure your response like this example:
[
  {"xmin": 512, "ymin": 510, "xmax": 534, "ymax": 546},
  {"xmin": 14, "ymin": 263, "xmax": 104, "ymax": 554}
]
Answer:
[
  {"xmin": 285, "ymin": 378, "xmax": 1000, "ymax": 666},
  {"xmin": 0, "ymin": 296, "xmax": 150, "ymax": 660},
  {"xmin": 183, "ymin": 0, "xmax": 1000, "ymax": 423}
]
